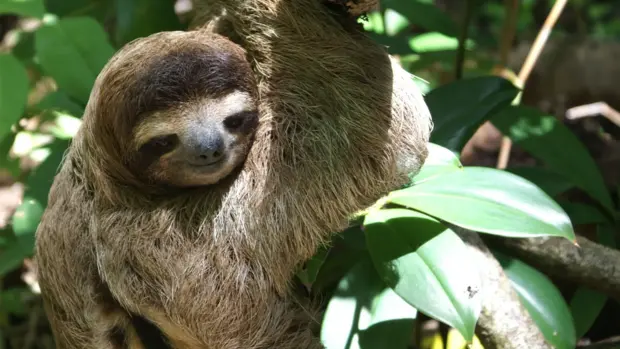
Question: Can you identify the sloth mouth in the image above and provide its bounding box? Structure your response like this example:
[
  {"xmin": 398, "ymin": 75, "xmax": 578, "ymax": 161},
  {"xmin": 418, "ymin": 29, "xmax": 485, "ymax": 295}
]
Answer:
[{"xmin": 187, "ymin": 158, "xmax": 226, "ymax": 171}]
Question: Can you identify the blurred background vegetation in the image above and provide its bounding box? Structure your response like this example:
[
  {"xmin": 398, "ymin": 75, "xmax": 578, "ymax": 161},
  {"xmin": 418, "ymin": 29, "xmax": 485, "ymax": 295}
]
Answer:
[{"xmin": 0, "ymin": 0, "xmax": 619, "ymax": 348}]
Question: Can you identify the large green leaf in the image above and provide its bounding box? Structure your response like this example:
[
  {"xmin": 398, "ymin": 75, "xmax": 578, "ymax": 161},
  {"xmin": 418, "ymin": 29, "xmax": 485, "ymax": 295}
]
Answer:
[
  {"xmin": 115, "ymin": 0, "xmax": 182, "ymax": 46},
  {"xmin": 426, "ymin": 76, "xmax": 519, "ymax": 152},
  {"xmin": 320, "ymin": 257, "xmax": 417, "ymax": 349},
  {"xmin": 507, "ymin": 166, "xmax": 575, "ymax": 198},
  {"xmin": 0, "ymin": 0, "xmax": 45, "ymax": 18},
  {"xmin": 569, "ymin": 288, "xmax": 607, "ymax": 339},
  {"xmin": 35, "ymin": 16, "xmax": 115, "ymax": 104},
  {"xmin": 398, "ymin": 167, "xmax": 575, "ymax": 240},
  {"xmin": 491, "ymin": 105, "xmax": 614, "ymax": 214},
  {"xmin": 495, "ymin": 252, "xmax": 577, "ymax": 349},
  {"xmin": 381, "ymin": 0, "xmax": 458, "ymax": 37},
  {"xmin": 408, "ymin": 142, "xmax": 462, "ymax": 185},
  {"xmin": 364, "ymin": 209, "xmax": 482, "ymax": 341},
  {"xmin": 312, "ymin": 225, "xmax": 369, "ymax": 293},
  {"xmin": 0, "ymin": 54, "xmax": 29, "ymax": 143}
]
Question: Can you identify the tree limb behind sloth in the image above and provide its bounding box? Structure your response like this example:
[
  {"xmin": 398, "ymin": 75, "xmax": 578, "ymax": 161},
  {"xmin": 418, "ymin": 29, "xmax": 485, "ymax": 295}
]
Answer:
[{"xmin": 34, "ymin": 0, "xmax": 432, "ymax": 348}]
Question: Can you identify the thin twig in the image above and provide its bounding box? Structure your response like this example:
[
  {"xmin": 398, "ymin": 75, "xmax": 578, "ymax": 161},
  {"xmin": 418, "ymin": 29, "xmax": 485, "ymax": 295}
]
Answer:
[
  {"xmin": 566, "ymin": 102, "xmax": 620, "ymax": 127},
  {"xmin": 496, "ymin": 0, "xmax": 568, "ymax": 169},
  {"xmin": 454, "ymin": 0, "xmax": 476, "ymax": 80},
  {"xmin": 578, "ymin": 336, "xmax": 620, "ymax": 349}
]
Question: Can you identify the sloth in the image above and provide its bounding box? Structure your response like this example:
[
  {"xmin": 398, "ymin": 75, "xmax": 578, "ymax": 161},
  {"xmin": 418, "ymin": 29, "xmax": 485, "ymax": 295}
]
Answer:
[{"xmin": 35, "ymin": 0, "xmax": 433, "ymax": 348}]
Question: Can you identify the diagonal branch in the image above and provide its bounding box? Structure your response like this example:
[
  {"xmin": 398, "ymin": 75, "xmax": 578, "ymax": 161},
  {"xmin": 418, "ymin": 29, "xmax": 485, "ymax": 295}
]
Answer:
[{"xmin": 491, "ymin": 235, "xmax": 620, "ymax": 302}]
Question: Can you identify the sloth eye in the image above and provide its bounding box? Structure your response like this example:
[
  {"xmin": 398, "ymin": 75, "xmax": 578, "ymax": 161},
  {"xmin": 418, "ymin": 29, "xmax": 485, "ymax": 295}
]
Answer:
[
  {"xmin": 140, "ymin": 134, "xmax": 178, "ymax": 155},
  {"xmin": 223, "ymin": 111, "xmax": 258, "ymax": 132}
]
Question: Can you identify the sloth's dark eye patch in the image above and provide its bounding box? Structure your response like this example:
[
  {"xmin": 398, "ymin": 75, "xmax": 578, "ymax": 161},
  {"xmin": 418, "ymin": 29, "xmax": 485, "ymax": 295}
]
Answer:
[
  {"xmin": 140, "ymin": 134, "xmax": 178, "ymax": 156},
  {"xmin": 223, "ymin": 111, "xmax": 258, "ymax": 132}
]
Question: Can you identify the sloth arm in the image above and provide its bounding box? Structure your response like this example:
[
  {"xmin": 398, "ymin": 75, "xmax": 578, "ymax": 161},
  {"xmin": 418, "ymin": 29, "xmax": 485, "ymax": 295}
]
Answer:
[
  {"xmin": 197, "ymin": 0, "xmax": 432, "ymax": 285},
  {"xmin": 35, "ymin": 170, "xmax": 121, "ymax": 348}
]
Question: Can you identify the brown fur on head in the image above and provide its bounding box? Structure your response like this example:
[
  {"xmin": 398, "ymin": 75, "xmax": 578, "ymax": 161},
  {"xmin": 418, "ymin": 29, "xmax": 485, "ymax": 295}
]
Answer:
[
  {"xmin": 77, "ymin": 31, "xmax": 257, "ymax": 197},
  {"xmin": 35, "ymin": 1, "xmax": 432, "ymax": 348}
]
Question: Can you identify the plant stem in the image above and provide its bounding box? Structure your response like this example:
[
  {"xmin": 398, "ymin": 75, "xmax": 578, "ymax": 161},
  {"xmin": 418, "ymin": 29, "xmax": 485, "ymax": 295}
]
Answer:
[{"xmin": 496, "ymin": 0, "xmax": 567, "ymax": 169}]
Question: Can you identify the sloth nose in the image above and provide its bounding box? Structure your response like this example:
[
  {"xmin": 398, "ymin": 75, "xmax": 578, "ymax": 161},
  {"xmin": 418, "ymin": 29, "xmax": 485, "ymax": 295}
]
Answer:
[{"xmin": 186, "ymin": 132, "xmax": 225, "ymax": 166}]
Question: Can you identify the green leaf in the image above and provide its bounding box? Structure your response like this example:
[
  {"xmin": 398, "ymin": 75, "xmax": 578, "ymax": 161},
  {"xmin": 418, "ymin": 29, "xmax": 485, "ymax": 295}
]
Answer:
[
  {"xmin": 407, "ymin": 143, "xmax": 462, "ymax": 186},
  {"xmin": 507, "ymin": 166, "xmax": 575, "ymax": 198},
  {"xmin": 410, "ymin": 32, "xmax": 475, "ymax": 53},
  {"xmin": 35, "ymin": 90, "xmax": 85, "ymax": 116},
  {"xmin": 44, "ymin": 0, "xmax": 113, "ymax": 23},
  {"xmin": 0, "ymin": 54, "xmax": 29, "ymax": 143},
  {"xmin": 115, "ymin": 0, "xmax": 183, "ymax": 46},
  {"xmin": 297, "ymin": 247, "xmax": 329, "ymax": 285},
  {"xmin": 427, "ymin": 76, "xmax": 519, "ymax": 152},
  {"xmin": 11, "ymin": 197, "xmax": 44, "ymax": 237},
  {"xmin": 313, "ymin": 225, "xmax": 369, "ymax": 293},
  {"xmin": 0, "ymin": 240, "xmax": 30, "ymax": 275},
  {"xmin": 381, "ymin": 0, "xmax": 458, "ymax": 37},
  {"xmin": 363, "ymin": 209, "xmax": 482, "ymax": 341},
  {"xmin": 11, "ymin": 29, "xmax": 36, "ymax": 64},
  {"xmin": 0, "ymin": 0, "xmax": 45, "ymax": 18},
  {"xmin": 320, "ymin": 257, "xmax": 417, "ymax": 349},
  {"xmin": 35, "ymin": 16, "xmax": 115, "ymax": 104},
  {"xmin": 0, "ymin": 132, "xmax": 20, "ymax": 178},
  {"xmin": 569, "ymin": 288, "xmax": 607, "ymax": 339},
  {"xmin": 495, "ymin": 252, "xmax": 577, "ymax": 349},
  {"xmin": 389, "ymin": 167, "xmax": 576, "ymax": 240},
  {"xmin": 383, "ymin": 8, "xmax": 409, "ymax": 36},
  {"xmin": 491, "ymin": 105, "xmax": 614, "ymax": 214},
  {"xmin": 0, "ymin": 197, "xmax": 45, "ymax": 275},
  {"xmin": 24, "ymin": 138, "xmax": 69, "ymax": 206},
  {"xmin": 0, "ymin": 288, "xmax": 29, "ymax": 315}
]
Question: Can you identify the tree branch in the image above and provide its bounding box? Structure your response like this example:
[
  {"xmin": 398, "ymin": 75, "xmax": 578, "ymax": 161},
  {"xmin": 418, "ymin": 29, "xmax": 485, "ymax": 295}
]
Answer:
[
  {"xmin": 492, "ymin": 235, "xmax": 620, "ymax": 302},
  {"xmin": 455, "ymin": 228, "xmax": 552, "ymax": 349}
]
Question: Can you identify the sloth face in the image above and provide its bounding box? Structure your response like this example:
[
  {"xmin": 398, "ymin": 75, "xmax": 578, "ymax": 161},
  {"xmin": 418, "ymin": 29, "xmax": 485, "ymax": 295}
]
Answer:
[
  {"xmin": 131, "ymin": 90, "xmax": 258, "ymax": 187},
  {"xmin": 85, "ymin": 30, "xmax": 259, "ymax": 189}
]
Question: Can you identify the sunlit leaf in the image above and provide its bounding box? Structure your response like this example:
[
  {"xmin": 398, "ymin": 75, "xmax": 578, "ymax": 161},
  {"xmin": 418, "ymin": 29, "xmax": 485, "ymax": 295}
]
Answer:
[
  {"xmin": 383, "ymin": 8, "xmax": 409, "ymax": 36},
  {"xmin": 410, "ymin": 32, "xmax": 475, "ymax": 52},
  {"xmin": 491, "ymin": 105, "xmax": 614, "ymax": 214},
  {"xmin": 381, "ymin": 0, "xmax": 458, "ymax": 37},
  {"xmin": 495, "ymin": 252, "xmax": 577, "ymax": 349},
  {"xmin": 35, "ymin": 16, "xmax": 115, "ymax": 104},
  {"xmin": 364, "ymin": 209, "xmax": 482, "ymax": 341},
  {"xmin": 320, "ymin": 257, "xmax": 417, "ymax": 349},
  {"xmin": 389, "ymin": 167, "xmax": 575, "ymax": 240},
  {"xmin": 427, "ymin": 76, "xmax": 519, "ymax": 152},
  {"xmin": 507, "ymin": 166, "xmax": 575, "ymax": 198},
  {"xmin": 409, "ymin": 143, "xmax": 462, "ymax": 185},
  {"xmin": 0, "ymin": 0, "xmax": 45, "ymax": 18},
  {"xmin": 0, "ymin": 54, "xmax": 29, "ymax": 143}
]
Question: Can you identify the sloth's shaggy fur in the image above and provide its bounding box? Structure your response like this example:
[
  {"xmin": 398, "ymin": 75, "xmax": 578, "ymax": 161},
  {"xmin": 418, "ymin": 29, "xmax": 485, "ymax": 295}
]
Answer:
[{"xmin": 35, "ymin": 0, "xmax": 432, "ymax": 348}]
